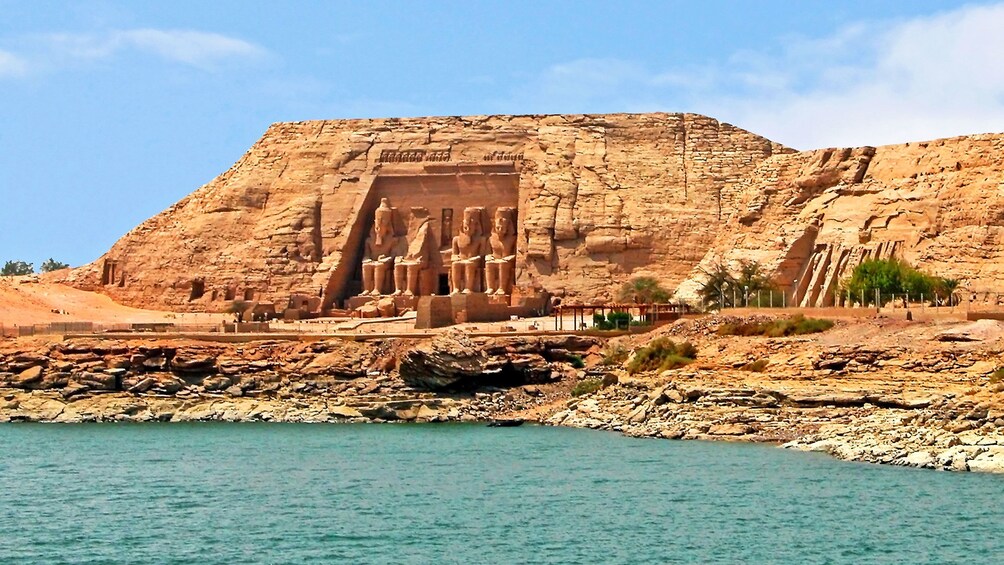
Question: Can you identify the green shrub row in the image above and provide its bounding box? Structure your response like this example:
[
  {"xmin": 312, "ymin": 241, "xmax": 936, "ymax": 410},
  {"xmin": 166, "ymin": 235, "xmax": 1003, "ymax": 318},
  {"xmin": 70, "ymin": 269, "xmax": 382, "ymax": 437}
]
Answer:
[
  {"xmin": 600, "ymin": 344, "xmax": 629, "ymax": 366},
  {"xmin": 571, "ymin": 378, "xmax": 603, "ymax": 397},
  {"xmin": 593, "ymin": 311, "xmax": 634, "ymax": 330},
  {"xmin": 626, "ymin": 338, "xmax": 698, "ymax": 374},
  {"xmin": 717, "ymin": 315, "xmax": 833, "ymax": 337},
  {"xmin": 843, "ymin": 259, "xmax": 958, "ymax": 305}
]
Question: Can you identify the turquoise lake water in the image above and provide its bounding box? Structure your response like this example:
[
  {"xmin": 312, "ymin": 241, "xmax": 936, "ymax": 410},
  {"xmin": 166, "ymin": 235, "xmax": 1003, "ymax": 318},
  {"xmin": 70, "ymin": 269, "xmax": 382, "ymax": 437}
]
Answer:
[{"xmin": 1, "ymin": 423, "xmax": 1002, "ymax": 564}]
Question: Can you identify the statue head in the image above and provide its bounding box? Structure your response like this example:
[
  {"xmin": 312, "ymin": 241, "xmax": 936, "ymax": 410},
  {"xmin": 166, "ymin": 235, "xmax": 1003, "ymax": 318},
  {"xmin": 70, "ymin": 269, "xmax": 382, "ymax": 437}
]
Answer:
[
  {"xmin": 493, "ymin": 207, "xmax": 515, "ymax": 237},
  {"xmin": 373, "ymin": 198, "xmax": 394, "ymax": 245},
  {"xmin": 461, "ymin": 207, "xmax": 483, "ymax": 237}
]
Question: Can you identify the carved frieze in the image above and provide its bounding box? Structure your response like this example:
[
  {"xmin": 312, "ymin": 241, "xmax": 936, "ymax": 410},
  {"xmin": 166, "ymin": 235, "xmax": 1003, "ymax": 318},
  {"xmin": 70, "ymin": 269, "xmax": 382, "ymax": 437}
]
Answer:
[{"xmin": 378, "ymin": 149, "xmax": 452, "ymax": 163}]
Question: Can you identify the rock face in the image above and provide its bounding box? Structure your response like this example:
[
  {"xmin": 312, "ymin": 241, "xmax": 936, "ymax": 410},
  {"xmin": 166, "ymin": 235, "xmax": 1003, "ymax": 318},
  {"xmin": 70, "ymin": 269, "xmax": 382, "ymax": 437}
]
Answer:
[
  {"xmin": 60, "ymin": 113, "xmax": 788, "ymax": 312},
  {"xmin": 0, "ymin": 334, "xmax": 577, "ymax": 424},
  {"xmin": 57, "ymin": 112, "xmax": 1004, "ymax": 312},
  {"xmin": 399, "ymin": 330, "xmax": 494, "ymax": 390},
  {"xmin": 676, "ymin": 136, "xmax": 1004, "ymax": 303},
  {"xmin": 398, "ymin": 329, "xmax": 600, "ymax": 390}
]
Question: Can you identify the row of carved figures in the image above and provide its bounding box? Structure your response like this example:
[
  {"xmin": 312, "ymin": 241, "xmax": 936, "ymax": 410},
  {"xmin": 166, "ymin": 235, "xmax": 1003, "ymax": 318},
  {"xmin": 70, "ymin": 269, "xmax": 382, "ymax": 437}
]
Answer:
[{"xmin": 360, "ymin": 199, "xmax": 517, "ymax": 296}]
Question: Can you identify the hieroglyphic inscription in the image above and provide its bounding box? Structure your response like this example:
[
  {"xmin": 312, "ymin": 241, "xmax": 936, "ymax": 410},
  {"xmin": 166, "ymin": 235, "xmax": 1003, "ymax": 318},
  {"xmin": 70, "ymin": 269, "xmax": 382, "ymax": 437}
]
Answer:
[
  {"xmin": 378, "ymin": 149, "xmax": 452, "ymax": 163},
  {"xmin": 482, "ymin": 151, "xmax": 524, "ymax": 162}
]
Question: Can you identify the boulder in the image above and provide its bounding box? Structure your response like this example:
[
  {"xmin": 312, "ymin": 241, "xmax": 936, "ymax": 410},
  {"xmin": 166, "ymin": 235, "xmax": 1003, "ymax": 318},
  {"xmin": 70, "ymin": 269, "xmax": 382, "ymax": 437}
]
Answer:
[
  {"xmin": 171, "ymin": 354, "xmax": 217, "ymax": 373},
  {"xmin": 300, "ymin": 351, "xmax": 366, "ymax": 380},
  {"xmin": 376, "ymin": 297, "xmax": 396, "ymax": 317},
  {"xmin": 13, "ymin": 367, "xmax": 69, "ymax": 390},
  {"xmin": 202, "ymin": 376, "xmax": 232, "ymax": 392},
  {"xmin": 142, "ymin": 357, "xmax": 167, "ymax": 371},
  {"xmin": 935, "ymin": 320, "xmax": 1004, "ymax": 342},
  {"xmin": 415, "ymin": 404, "xmax": 442, "ymax": 421},
  {"xmin": 709, "ymin": 423, "xmax": 753, "ymax": 436},
  {"xmin": 399, "ymin": 329, "xmax": 554, "ymax": 391},
  {"xmin": 399, "ymin": 330, "xmax": 493, "ymax": 390},
  {"xmin": 72, "ymin": 371, "xmax": 118, "ymax": 391},
  {"xmin": 12, "ymin": 366, "xmax": 44, "ymax": 388},
  {"xmin": 904, "ymin": 450, "xmax": 936, "ymax": 469},
  {"xmin": 966, "ymin": 448, "xmax": 1004, "ymax": 473},
  {"xmin": 156, "ymin": 376, "xmax": 186, "ymax": 394},
  {"xmin": 60, "ymin": 383, "xmax": 90, "ymax": 399},
  {"xmin": 126, "ymin": 377, "xmax": 158, "ymax": 394},
  {"xmin": 7, "ymin": 355, "xmax": 50, "ymax": 372},
  {"xmin": 329, "ymin": 405, "xmax": 363, "ymax": 419}
]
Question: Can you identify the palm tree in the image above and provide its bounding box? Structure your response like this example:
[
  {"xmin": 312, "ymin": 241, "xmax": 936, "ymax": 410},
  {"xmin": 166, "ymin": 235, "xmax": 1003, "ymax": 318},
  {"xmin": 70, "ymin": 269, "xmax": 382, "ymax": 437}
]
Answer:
[
  {"xmin": 618, "ymin": 277, "xmax": 672, "ymax": 304},
  {"xmin": 698, "ymin": 262, "xmax": 737, "ymax": 310}
]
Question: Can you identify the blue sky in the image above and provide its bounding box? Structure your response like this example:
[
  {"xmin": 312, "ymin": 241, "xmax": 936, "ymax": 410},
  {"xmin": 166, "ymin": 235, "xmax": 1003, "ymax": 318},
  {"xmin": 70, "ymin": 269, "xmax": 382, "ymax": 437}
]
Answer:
[{"xmin": 2, "ymin": 1, "xmax": 1002, "ymax": 269}]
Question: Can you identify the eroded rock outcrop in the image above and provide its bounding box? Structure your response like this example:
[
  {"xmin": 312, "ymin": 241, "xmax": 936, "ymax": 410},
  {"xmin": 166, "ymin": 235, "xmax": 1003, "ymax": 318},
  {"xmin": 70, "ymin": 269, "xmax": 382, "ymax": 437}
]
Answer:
[
  {"xmin": 0, "ymin": 334, "xmax": 576, "ymax": 423},
  {"xmin": 398, "ymin": 329, "xmax": 600, "ymax": 390},
  {"xmin": 677, "ymin": 135, "xmax": 1004, "ymax": 304}
]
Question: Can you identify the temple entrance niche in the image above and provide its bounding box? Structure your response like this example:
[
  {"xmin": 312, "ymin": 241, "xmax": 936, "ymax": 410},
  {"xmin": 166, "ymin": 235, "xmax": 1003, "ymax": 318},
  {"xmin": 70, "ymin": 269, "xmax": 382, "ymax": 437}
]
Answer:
[{"xmin": 346, "ymin": 167, "xmax": 519, "ymax": 316}]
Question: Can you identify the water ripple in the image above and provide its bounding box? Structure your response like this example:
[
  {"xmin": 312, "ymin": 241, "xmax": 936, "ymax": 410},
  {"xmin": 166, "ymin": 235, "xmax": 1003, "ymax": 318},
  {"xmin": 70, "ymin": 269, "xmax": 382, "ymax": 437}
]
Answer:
[{"xmin": 0, "ymin": 423, "xmax": 1002, "ymax": 564}]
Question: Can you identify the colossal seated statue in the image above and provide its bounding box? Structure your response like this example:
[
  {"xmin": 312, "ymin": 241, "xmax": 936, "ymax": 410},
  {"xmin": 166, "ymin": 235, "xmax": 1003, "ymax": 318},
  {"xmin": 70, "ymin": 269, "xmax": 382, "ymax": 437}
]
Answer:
[
  {"xmin": 393, "ymin": 207, "xmax": 434, "ymax": 296},
  {"xmin": 361, "ymin": 198, "xmax": 405, "ymax": 295},
  {"xmin": 485, "ymin": 207, "xmax": 517, "ymax": 295},
  {"xmin": 450, "ymin": 207, "xmax": 488, "ymax": 294}
]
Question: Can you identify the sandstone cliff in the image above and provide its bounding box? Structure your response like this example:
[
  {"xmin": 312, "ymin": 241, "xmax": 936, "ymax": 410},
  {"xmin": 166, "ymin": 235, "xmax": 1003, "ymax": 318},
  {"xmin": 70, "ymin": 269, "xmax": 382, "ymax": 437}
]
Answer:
[
  {"xmin": 61, "ymin": 113, "xmax": 788, "ymax": 312},
  {"xmin": 63, "ymin": 112, "xmax": 1004, "ymax": 313},
  {"xmin": 676, "ymin": 134, "xmax": 1004, "ymax": 304}
]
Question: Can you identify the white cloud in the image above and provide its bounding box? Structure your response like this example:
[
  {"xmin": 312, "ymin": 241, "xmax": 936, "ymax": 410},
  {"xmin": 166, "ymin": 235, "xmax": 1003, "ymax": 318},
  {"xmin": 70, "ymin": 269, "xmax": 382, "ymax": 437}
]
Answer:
[
  {"xmin": 0, "ymin": 49, "xmax": 27, "ymax": 76},
  {"xmin": 3, "ymin": 28, "xmax": 266, "ymax": 75},
  {"xmin": 116, "ymin": 29, "xmax": 265, "ymax": 68},
  {"xmin": 714, "ymin": 2, "xmax": 1004, "ymax": 149},
  {"xmin": 504, "ymin": 3, "xmax": 1004, "ymax": 150}
]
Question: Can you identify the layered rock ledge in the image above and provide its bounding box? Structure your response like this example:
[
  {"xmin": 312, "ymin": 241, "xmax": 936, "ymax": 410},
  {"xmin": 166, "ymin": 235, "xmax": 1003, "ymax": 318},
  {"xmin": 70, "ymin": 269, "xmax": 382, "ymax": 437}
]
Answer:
[
  {"xmin": 0, "ymin": 331, "xmax": 598, "ymax": 424},
  {"xmin": 5, "ymin": 314, "xmax": 1004, "ymax": 473}
]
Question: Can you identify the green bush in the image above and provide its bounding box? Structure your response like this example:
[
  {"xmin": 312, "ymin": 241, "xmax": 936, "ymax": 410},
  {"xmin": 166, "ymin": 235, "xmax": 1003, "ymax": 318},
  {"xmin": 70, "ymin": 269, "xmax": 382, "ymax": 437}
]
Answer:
[
  {"xmin": 717, "ymin": 315, "xmax": 833, "ymax": 337},
  {"xmin": 698, "ymin": 260, "xmax": 779, "ymax": 310},
  {"xmin": 618, "ymin": 276, "xmax": 671, "ymax": 303},
  {"xmin": 990, "ymin": 368, "xmax": 1004, "ymax": 384},
  {"xmin": 593, "ymin": 312, "xmax": 613, "ymax": 330},
  {"xmin": 600, "ymin": 344, "xmax": 629, "ymax": 366},
  {"xmin": 40, "ymin": 258, "xmax": 69, "ymax": 273},
  {"xmin": 571, "ymin": 378, "xmax": 603, "ymax": 397},
  {"xmin": 607, "ymin": 311, "xmax": 632, "ymax": 329},
  {"xmin": 676, "ymin": 341, "xmax": 699, "ymax": 360},
  {"xmin": 843, "ymin": 259, "xmax": 955, "ymax": 305},
  {"xmin": 741, "ymin": 359, "xmax": 769, "ymax": 372},
  {"xmin": 592, "ymin": 311, "xmax": 633, "ymax": 330},
  {"xmin": 1, "ymin": 260, "xmax": 34, "ymax": 276},
  {"xmin": 568, "ymin": 354, "xmax": 585, "ymax": 369},
  {"xmin": 627, "ymin": 337, "xmax": 698, "ymax": 374}
]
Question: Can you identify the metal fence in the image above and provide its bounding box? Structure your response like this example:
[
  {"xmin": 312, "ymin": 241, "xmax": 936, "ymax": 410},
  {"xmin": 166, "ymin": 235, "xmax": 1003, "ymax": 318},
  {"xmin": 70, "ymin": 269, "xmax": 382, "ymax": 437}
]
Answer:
[{"xmin": 709, "ymin": 288, "xmax": 976, "ymax": 312}]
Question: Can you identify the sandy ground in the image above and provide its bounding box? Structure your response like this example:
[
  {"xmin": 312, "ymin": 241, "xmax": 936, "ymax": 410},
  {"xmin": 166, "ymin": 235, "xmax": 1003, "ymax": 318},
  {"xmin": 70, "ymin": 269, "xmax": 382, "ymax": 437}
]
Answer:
[
  {"xmin": 0, "ymin": 278, "xmax": 557, "ymax": 336},
  {"xmin": 0, "ymin": 277, "xmax": 225, "ymax": 327}
]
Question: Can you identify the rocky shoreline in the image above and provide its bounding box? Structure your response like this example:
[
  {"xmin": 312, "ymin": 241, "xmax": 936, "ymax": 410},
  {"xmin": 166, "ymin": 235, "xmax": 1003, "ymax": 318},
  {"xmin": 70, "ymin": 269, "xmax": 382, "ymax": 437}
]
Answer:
[
  {"xmin": 4, "ymin": 315, "xmax": 1004, "ymax": 474},
  {"xmin": 547, "ymin": 372, "xmax": 1004, "ymax": 473},
  {"xmin": 0, "ymin": 330, "xmax": 605, "ymax": 426},
  {"xmin": 546, "ymin": 315, "xmax": 1004, "ymax": 473}
]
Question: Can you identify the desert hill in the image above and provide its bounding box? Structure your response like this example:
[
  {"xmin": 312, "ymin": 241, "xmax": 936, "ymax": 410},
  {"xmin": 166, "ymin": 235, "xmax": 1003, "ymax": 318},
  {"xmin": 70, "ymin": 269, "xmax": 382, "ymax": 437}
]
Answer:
[{"xmin": 58, "ymin": 112, "xmax": 1004, "ymax": 313}]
